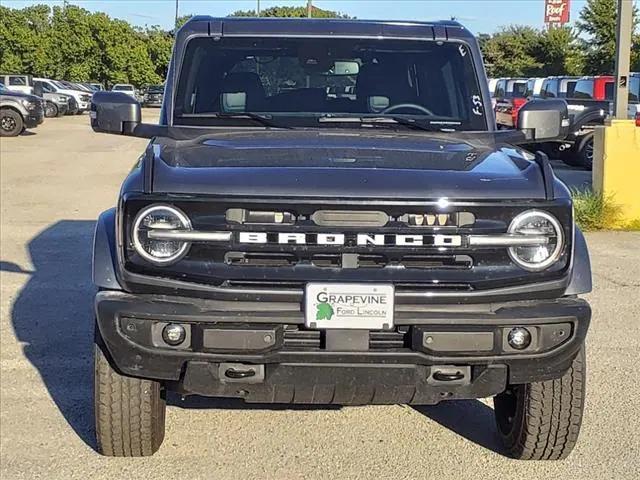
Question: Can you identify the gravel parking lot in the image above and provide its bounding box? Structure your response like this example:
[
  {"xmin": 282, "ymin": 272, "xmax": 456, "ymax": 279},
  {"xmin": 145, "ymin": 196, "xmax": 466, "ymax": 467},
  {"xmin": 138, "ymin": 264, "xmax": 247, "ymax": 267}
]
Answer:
[{"xmin": 1, "ymin": 113, "xmax": 638, "ymax": 479}]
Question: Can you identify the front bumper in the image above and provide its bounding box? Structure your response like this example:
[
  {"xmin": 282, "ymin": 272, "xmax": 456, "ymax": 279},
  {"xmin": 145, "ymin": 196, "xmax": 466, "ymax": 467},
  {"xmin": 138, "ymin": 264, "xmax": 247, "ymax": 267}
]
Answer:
[
  {"xmin": 24, "ymin": 110, "xmax": 44, "ymax": 128},
  {"xmin": 96, "ymin": 291, "xmax": 590, "ymax": 405}
]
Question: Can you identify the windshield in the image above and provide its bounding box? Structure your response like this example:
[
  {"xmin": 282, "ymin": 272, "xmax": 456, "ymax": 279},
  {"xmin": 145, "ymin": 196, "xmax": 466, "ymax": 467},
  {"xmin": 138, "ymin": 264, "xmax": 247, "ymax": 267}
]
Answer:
[
  {"xmin": 174, "ymin": 37, "xmax": 487, "ymax": 131},
  {"xmin": 114, "ymin": 85, "xmax": 134, "ymax": 91},
  {"xmin": 147, "ymin": 85, "xmax": 164, "ymax": 93}
]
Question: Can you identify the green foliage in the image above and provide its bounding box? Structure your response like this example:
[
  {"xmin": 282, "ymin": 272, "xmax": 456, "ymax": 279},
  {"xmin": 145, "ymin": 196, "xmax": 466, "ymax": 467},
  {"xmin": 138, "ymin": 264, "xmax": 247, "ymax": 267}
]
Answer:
[
  {"xmin": 571, "ymin": 189, "xmax": 622, "ymax": 231},
  {"xmin": 230, "ymin": 6, "xmax": 351, "ymax": 18},
  {"xmin": 0, "ymin": 4, "xmax": 165, "ymax": 87},
  {"xmin": 577, "ymin": 0, "xmax": 640, "ymax": 74},
  {"xmin": 482, "ymin": 25, "xmax": 585, "ymax": 77}
]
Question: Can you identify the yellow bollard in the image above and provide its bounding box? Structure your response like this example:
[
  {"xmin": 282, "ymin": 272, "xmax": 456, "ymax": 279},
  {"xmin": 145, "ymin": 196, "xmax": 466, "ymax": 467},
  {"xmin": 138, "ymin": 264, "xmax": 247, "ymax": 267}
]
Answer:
[{"xmin": 593, "ymin": 119, "xmax": 640, "ymax": 228}]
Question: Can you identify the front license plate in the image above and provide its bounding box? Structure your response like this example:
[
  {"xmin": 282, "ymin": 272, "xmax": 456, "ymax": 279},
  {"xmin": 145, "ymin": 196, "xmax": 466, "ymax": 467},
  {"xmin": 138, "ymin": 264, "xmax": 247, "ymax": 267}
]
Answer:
[{"xmin": 305, "ymin": 283, "xmax": 394, "ymax": 330}]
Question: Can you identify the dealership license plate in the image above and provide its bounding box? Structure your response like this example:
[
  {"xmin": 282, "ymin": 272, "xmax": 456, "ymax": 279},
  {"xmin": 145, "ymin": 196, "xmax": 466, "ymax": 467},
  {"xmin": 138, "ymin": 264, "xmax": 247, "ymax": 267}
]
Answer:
[{"xmin": 305, "ymin": 283, "xmax": 394, "ymax": 330}]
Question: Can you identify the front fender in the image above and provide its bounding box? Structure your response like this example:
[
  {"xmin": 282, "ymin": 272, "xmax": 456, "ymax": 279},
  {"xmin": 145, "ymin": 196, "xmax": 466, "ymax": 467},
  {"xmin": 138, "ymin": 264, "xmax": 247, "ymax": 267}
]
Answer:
[
  {"xmin": 93, "ymin": 208, "xmax": 121, "ymax": 290},
  {"xmin": 565, "ymin": 227, "xmax": 592, "ymax": 295}
]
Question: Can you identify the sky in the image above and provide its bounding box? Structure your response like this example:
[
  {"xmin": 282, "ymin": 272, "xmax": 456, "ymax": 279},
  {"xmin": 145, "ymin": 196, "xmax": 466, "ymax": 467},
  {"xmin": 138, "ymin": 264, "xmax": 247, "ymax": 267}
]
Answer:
[{"xmin": 3, "ymin": 0, "xmax": 592, "ymax": 34}]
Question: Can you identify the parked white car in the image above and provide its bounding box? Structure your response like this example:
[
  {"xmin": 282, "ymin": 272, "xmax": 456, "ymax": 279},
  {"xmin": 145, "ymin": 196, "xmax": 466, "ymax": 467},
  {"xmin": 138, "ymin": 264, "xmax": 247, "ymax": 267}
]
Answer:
[
  {"xmin": 33, "ymin": 77, "xmax": 92, "ymax": 113},
  {"xmin": 111, "ymin": 84, "xmax": 137, "ymax": 99}
]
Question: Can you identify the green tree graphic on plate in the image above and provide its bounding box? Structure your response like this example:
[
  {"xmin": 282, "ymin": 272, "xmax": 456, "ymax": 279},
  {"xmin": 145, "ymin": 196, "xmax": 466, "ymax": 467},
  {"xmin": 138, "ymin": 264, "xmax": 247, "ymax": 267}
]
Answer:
[{"xmin": 316, "ymin": 302, "xmax": 334, "ymax": 321}]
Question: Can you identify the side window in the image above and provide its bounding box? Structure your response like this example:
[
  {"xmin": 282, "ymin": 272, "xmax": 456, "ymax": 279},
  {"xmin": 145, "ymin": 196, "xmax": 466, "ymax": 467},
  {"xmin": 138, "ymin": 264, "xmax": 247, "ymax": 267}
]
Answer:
[
  {"xmin": 36, "ymin": 81, "xmax": 53, "ymax": 93},
  {"xmin": 9, "ymin": 76, "xmax": 26, "ymax": 86},
  {"xmin": 495, "ymin": 80, "xmax": 506, "ymax": 98},
  {"xmin": 573, "ymin": 80, "xmax": 594, "ymax": 99},
  {"xmin": 629, "ymin": 77, "xmax": 640, "ymax": 103},
  {"xmin": 604, "ymin": 82, "xmax": 614, "ymax": 101},
  {"xmin": 541, "ymin": 80, "xmax": 558, "ymax": 98},
  {"xmin": 511, "ymin": 82, "xmax": 527, "ymax": 98}
]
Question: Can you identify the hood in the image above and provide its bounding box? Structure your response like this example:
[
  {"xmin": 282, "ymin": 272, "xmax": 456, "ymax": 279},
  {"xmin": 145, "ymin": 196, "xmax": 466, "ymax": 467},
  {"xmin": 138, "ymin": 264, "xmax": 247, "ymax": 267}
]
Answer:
[
  {"xmin": 151, "ymin": 130, "xmax": 547, "ymax": 200},
  {"xmin": 0, "ymin": 89, "xmax": 41, "ymax": 102}
]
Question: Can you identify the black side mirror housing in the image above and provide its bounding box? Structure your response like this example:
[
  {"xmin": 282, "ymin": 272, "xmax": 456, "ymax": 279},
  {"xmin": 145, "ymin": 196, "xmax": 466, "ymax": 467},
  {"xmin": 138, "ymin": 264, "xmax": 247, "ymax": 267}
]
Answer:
[
  {"xmin": 518, "ymin": 99, "xmax": 570, "ymax": 142},
  {"xmin": 90, "ymin": 91, "xmax": 141, "ymax": 135}
]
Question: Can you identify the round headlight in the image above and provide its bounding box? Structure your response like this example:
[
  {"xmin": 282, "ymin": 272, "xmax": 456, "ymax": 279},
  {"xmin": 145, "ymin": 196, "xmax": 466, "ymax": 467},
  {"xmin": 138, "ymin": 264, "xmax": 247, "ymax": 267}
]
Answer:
[
  {"xmin": 132, "ymin": 205, "xmax": 191, "ymax": 265},
  {"xmin": 507, "ymin": 210, "xmax": 564, "ymax": 271}
]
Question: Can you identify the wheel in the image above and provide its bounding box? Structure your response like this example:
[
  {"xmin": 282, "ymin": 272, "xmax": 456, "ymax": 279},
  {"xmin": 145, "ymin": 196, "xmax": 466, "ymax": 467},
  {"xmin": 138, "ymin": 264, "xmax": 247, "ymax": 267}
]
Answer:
[
  {"xmin": 0, "ymin": 108, "xmax": 24, "ymax": 137},
  {"xmin": 494, "ymin": 346, "xmax": 586, "ymax": 460},
  {"xmin": 575, "ymin": 134, "xmax": 594, "ymax": 170},
  {"xmin": 94, "ymin": 329, "xmax": 166, "ymax": 456},
  {"xmin": 563, "ymin": 134, "xmax": 594, "ymax": 170},
  {"xmin": 44, "ymin": 101, "xmax": 58, "ymax": 118}
]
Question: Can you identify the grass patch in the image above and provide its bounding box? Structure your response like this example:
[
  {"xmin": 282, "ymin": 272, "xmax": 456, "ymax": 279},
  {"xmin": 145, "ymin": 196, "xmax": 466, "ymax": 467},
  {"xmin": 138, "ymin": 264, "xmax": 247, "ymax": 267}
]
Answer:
[{"xmin": 571, "ymin": 189, "xmax": 623, "ymax": 231}]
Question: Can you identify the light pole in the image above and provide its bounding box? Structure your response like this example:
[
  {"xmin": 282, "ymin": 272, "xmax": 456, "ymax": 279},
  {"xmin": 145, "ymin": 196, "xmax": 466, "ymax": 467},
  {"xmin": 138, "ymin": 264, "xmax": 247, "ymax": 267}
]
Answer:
[
  {"xmin": 613, "ymin": 0, "xmax": 633, "ymax": 119},
  {"xmin": 307, "ymin": 0, "xmax": 312, "ymax": 18},
  {"xmin": 174, "ymin": 0, "xmax": 179, "ymax": 30},
  {"xmin": 257, "ymin": 0, "xmax": 260, "ymax": 17}
]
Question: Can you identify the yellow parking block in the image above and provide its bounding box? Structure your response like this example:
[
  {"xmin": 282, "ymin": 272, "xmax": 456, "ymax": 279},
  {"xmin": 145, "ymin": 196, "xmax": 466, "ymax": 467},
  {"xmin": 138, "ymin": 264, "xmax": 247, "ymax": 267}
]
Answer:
[{"xmin": 593, "ymin": 119, "xmax": 640, "ymax": 227}]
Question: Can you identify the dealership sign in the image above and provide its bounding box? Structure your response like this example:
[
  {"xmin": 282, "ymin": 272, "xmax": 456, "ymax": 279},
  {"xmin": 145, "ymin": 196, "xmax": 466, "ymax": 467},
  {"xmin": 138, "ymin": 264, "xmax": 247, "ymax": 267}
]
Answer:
[{"xmin": 545, "ymin": 0, "xmax": 571, "ymax": 24}]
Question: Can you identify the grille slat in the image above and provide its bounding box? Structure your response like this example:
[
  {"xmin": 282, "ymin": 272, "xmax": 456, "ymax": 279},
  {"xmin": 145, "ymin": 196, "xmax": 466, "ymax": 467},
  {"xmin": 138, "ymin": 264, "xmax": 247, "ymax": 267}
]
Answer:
[{"xmin": 283, "ymin": 328, "xmax": 410, "ymax": 350}]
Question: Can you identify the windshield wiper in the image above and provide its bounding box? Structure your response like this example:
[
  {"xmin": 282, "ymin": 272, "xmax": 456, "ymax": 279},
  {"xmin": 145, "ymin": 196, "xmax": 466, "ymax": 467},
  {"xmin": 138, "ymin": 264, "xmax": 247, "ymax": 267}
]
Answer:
[
  {"xmin": 183, "ymin": 112, "xmax": 293, "ymax": 129},
  {"xmin": 317, "ymin": 115, "xmax": 452, "ymax": 132}
]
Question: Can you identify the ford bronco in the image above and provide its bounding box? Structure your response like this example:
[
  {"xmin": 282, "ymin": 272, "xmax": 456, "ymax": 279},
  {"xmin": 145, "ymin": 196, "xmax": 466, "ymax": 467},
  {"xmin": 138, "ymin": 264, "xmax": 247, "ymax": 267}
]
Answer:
[{"xmin": 90, "ymin": 17, "xmax": 591, "ymax": 459}]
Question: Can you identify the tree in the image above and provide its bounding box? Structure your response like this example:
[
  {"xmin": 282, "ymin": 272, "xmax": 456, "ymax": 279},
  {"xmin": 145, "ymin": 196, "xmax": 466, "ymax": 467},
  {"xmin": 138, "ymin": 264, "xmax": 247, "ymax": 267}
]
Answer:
[
  {"xmin": 481, "ymin": 26, "xmax": 544, "ymax": 77},
  {"xmin": 537, "ymin": 26, "xmax": 585, "ymax": 76},
  {"xmin": 577, "ymin": 0, "xmax": 639, "ymax": 74},
  {"xmin": 230, "ymin": 6, "xmax": 351, "ymax": 18}
]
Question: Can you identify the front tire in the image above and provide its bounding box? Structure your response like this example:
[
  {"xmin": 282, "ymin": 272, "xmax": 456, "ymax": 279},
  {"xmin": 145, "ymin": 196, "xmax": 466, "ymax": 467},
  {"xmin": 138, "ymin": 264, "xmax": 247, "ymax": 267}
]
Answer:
[
  {"xmin": 44, "ymin": 101, "xmax": 58, "ymax": 118},
  {"xmin": 94, "ymin": 334, "xmax": 166, "ymax": 456},
  {"xmin": 494, "ymin": 346, "xmax": 586, "ymax": 460},
  {"xmin": 0, "ymin": 108, "xmax": 24, "ymax": 137}
]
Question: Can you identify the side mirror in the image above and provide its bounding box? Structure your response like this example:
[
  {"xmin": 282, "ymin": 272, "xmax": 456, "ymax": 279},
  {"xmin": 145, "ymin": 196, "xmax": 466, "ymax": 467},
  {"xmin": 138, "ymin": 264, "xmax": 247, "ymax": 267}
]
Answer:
[
  {"xmin": 90, "ymin": 91, "xmax": 141, "ymax": 135},
  {"xmin": 518, "ymin": 99, "xmax": 570, "ymax": 142}
]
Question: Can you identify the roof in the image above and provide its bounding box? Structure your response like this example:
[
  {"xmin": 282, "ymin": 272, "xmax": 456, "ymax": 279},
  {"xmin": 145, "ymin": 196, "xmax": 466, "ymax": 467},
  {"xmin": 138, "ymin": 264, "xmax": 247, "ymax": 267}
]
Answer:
[{"xmin": 177, "ymin": 16, "xmax": 474, "ymax": 41}]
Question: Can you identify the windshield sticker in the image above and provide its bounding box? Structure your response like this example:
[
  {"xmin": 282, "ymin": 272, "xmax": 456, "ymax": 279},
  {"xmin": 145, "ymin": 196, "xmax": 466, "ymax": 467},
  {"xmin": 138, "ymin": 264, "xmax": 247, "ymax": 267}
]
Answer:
[
  {"xmin": 459, "ymin": 45, "xmax": 467, "ymax": 57},
  {"xmin": 472, "ymin": 95, "xmax": 484, "ymax": 116}
]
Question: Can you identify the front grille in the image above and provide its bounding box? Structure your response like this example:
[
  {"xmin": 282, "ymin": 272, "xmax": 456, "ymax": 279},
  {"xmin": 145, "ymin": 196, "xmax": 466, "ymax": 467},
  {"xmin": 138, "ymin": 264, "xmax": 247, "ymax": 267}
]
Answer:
[
  {"xmin": 224, "ymin": 251, "xmax": 472, "ymax": 270},
  {"xmin": 283, "ymin": 326, "xmax": 410, "ymax": 350},
  {"xmin": 123, "ymin": 195, "xmax": 573, "ymax": 292}
]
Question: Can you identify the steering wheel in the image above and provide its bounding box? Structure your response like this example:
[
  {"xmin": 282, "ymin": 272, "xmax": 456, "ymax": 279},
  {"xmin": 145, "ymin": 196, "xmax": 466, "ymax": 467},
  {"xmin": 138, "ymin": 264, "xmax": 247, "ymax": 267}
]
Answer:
[{"xmin": 381, "ymin": 103, "xmax": 435, "ymax": 116}]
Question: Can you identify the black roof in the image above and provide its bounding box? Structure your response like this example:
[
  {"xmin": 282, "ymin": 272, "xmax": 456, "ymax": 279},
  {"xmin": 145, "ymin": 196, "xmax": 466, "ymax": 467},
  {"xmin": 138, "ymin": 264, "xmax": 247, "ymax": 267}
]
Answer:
[{"xmin": 177, "ymin": 16, "xmax": 474, "ymax": 41}]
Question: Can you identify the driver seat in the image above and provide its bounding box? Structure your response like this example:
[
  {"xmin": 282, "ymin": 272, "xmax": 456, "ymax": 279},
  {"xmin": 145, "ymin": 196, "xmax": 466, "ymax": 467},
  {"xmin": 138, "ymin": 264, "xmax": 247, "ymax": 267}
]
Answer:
[{"xmin": 355, "ymin": 62, "xmax": 413, "ymax": 113}]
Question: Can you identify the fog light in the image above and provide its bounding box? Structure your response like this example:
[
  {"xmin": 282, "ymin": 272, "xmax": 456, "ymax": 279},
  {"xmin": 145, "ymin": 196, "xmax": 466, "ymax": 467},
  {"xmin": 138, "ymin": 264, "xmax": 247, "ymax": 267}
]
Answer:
[
  {"xmin": 507, "ymin": 327, "xmax": 532, "ymax": 350},
  {"xmin": 162, "ymin": 324, "xmax": 186, "ymax": 346}
]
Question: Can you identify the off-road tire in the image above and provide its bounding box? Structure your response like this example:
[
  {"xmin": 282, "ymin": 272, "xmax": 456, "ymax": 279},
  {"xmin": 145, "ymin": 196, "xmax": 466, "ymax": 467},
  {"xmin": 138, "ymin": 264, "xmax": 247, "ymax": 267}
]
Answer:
[
  {"xmin": 494, "ymin": 346, "xmax": 586, "ymax": 460},
  {"xmin": 0, "ymin": 108, "xmax": 24, "ymax": 137},
  {"xmin": 563, "ymin": 134, "xmax": 593, "ymax": 170},
  {"xmin": 94, "ymin": 337, "xmax": 166, "ymax": 456}
]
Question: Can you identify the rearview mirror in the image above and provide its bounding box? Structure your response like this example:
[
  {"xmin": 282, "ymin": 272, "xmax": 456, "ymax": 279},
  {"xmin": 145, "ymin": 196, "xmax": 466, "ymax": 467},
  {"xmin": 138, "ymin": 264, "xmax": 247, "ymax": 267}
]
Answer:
[
  {"xmin": 90, "ymin": 91, "xmax": 142, "ymax": 135},
  {"xmin": 331, "ymin": 61, "xmax": 360, "ymax": 76},
  {"xmin": 518, "ymin": 99, "xmax": 570, "ymax": 142}
]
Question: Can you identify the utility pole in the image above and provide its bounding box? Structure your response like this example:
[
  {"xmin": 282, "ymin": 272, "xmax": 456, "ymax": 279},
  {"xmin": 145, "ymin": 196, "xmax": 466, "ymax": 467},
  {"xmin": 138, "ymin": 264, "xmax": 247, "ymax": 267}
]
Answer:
[
  {"xmin": 257, "ymin": 0, "xmax": 260, "ymax": 17},
  {"xmin": 307, "ymin": 0, "xmax": 313, "ymax": 18},
  {"xmin": 613, "ymin": 0, "xmax": 633, "ymax": 119},
  {"xmin": 174, "ymin": 0, "xmax": 179, "ymax": 30}
]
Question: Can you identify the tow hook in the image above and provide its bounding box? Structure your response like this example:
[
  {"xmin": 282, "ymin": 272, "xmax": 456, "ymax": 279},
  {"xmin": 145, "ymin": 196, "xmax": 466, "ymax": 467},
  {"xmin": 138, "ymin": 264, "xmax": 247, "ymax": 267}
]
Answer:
[
  {"xmin": 433, "ymin": 370, "xmax": 465, "ymax": 382},
  {"xmin": 218, "ymin": 363, "xmax": 265, "ymax": 383},
  {"xmin": 224, "ymin": 368, "xmax": 256, "ymax": 379},
  {"xmin": 428, "ymin": 366, "xmax": 471, "ymax": 386}
]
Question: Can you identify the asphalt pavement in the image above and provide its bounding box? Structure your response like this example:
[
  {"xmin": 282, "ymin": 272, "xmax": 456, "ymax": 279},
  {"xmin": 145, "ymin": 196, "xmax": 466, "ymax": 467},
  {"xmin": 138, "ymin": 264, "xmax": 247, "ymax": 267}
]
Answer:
[{"xmin": 0, "ymin": 113, "xmax": 638, "ymax": 479}]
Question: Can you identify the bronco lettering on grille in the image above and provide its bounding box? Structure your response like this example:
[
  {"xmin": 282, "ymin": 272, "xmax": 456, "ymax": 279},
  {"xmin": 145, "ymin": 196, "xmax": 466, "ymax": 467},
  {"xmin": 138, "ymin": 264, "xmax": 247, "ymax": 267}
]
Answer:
[{"xmin": 238, "ymin": 232, "xmax": 463, "ymax": 247}]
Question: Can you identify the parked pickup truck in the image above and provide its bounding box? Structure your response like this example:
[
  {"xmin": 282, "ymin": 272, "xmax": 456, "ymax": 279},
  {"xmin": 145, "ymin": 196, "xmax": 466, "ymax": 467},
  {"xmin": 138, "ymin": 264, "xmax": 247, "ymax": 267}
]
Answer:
[
  {"xmin": 494, "ymin": 78, "xmax": 528, "ymax": 128},
  {"xmin": 89, "ymin": 17, "xmax": 591, "ymax": 460},
  {"xmin": 0, "ymin": 82, "xmax": 44, "ymax": 136}
]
